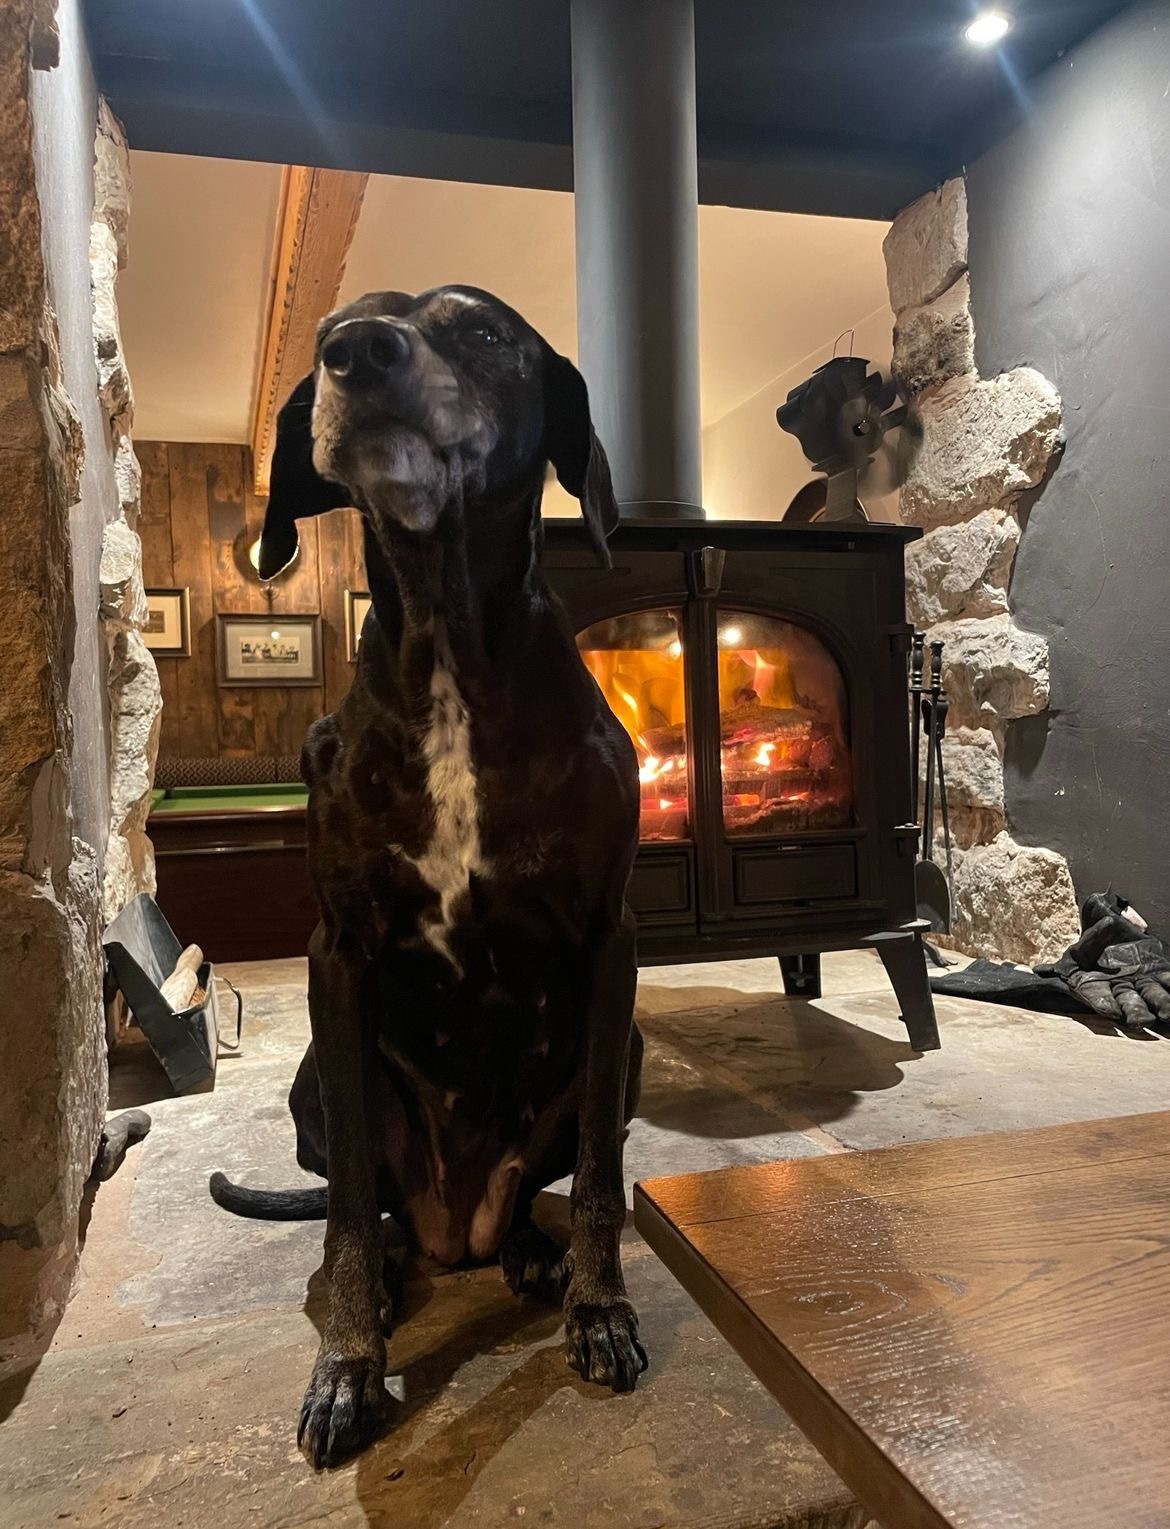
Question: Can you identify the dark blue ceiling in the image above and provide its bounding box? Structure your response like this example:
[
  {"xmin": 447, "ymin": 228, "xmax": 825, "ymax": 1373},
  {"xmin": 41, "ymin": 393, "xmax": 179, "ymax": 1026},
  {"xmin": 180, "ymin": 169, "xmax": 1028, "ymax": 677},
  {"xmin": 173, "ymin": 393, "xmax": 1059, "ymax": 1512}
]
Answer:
[{"xmin": 84, "ymin": 0, "xmax": 1134, "ymax": 218}]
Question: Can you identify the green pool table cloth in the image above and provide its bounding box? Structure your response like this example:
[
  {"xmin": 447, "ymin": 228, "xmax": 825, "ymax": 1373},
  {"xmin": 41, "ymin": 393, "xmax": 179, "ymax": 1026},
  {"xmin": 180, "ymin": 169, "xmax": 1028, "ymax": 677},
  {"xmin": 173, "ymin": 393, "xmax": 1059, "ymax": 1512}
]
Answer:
[{"xmin": 149, "ymin": 784, "xmax": 309, "ymax": 816}]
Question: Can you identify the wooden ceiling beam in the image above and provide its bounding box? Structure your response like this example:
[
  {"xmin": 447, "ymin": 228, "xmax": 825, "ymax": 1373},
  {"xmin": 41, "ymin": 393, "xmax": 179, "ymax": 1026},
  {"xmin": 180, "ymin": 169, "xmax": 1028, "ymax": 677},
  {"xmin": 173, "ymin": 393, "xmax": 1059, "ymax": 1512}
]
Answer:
[{"xmin": 250, "ymin": 164, "xmax": 368, "ymax": 496}]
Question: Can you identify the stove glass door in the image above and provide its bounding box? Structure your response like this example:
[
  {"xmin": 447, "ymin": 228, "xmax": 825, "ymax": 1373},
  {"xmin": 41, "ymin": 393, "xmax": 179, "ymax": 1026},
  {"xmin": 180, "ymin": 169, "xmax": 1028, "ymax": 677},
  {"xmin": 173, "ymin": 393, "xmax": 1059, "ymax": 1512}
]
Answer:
[
  {"xmin": 716, "ymin": 610, "xmax": 852, "ymax": 835},
  {"xmin": 576, "ymin": 609, "xmax": 690, "ymax": 842}
]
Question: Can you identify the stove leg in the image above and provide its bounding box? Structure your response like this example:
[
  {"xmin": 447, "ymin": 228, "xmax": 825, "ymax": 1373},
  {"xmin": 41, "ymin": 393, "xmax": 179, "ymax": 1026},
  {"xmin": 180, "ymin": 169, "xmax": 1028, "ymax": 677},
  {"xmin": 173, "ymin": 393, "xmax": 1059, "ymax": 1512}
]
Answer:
[
  {"xmin": 779, "ymin": 952, "xmax": 822, "ymax": 999},
  {"xmin": 877, "ymin": 934, "xmax": 940, "ymax": 1050}
]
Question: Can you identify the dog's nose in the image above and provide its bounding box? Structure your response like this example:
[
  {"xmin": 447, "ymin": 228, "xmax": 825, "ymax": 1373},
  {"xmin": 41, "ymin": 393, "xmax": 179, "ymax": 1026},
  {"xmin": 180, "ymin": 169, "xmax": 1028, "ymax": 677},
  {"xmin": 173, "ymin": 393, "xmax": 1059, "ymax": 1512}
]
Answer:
[{"xmin": 321, "ymin": 318, "xmax": 410, "ymax": 387}]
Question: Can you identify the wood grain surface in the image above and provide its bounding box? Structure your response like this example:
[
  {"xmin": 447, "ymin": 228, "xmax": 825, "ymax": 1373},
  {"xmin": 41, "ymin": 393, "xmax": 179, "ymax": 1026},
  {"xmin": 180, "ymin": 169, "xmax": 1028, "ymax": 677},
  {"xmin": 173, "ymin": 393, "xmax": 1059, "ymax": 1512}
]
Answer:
[
  {"xmin": 635, "ymin": 1111, "xmax": 1170, "ymax": 1529},
  {"xmin": 140, "ymin": 440, "xmax": 365, "ymax": 761},
  {"xmin": 251, "ymin": 164, "xmax": 368, "ymax": 497}
]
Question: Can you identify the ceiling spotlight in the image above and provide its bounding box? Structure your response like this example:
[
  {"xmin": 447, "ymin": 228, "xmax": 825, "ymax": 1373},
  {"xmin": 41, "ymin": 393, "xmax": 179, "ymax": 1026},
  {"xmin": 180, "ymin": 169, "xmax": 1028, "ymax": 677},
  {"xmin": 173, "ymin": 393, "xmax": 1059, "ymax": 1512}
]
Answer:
[{"xmin": 965, "ymin": 10, "xmax": 1012, "ymax": 46}]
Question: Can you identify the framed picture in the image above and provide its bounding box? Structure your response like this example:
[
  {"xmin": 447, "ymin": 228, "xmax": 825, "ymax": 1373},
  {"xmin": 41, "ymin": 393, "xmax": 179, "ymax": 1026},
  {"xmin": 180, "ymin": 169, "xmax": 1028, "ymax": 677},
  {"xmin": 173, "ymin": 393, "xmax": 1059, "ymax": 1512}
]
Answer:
[
  {"xmin": 216, "ymin": 613, "xmax": 321, "ymax": 687},
  {"xmin": 346, "ymin": 590, "xmax": 372, "ymax": 663},
  {"xmin": 142, "ymin": 588, "xmax": 191, "ymax": 657}
]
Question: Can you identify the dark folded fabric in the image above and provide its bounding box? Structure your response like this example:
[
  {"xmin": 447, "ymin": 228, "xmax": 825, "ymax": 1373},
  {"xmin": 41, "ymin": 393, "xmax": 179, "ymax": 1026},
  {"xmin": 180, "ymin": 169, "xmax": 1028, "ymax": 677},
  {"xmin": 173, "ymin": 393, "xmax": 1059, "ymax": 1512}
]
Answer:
[
  {"xmin": 930, "ymin": 959, "xmax": 1092, "ymax": 1015},
  {"xmin": 931, "ymin": 895, "xmax": 1170, "ymax": 1029}
]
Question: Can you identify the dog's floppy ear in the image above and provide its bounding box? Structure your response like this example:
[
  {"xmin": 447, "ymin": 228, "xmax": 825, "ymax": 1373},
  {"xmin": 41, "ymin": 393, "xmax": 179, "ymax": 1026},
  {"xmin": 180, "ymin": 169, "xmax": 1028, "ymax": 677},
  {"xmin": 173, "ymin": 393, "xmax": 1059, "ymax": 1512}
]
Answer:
[
  {"xmin": 257, "ymin": 373, "xmax": 350, "ymax": 580},
  {"xmin": 543, "ymin": 352, "xmax": 619, "ymax": 568}
]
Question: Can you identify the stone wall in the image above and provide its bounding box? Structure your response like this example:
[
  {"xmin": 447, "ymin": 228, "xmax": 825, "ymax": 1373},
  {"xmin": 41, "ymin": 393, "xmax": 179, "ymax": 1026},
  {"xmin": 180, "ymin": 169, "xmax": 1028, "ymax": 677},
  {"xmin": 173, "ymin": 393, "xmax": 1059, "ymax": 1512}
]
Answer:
[
  {"xmin": 884, "ymin": 178, "xmax": 1080, "ymax": 964},
  {"xmin": 91, "ymin": 99, "xmax": 160, "ymax": 926},
  {"xmin": 965, "ymin": 0, "xmax": 1170, "ymax": 935},
  {"xmin": 0, "ymin": 0, "xmax": 153, "ymax": 1344}
]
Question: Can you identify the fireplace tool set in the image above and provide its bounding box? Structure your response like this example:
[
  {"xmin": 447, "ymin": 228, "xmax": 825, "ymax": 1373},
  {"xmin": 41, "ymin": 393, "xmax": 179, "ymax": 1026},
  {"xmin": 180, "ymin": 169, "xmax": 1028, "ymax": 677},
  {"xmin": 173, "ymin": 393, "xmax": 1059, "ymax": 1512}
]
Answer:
[{"xmin": 910, "ymin": 632, "xmax": 954, "ymax": 943}]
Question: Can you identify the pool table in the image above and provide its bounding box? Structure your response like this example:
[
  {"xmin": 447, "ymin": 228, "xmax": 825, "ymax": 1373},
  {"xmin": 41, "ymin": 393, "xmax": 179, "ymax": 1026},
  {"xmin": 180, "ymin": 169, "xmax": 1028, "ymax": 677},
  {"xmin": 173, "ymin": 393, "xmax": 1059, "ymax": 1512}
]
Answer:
[{"xmin": 148, "ymin": 784, "xmax": 318, "ymax": 961}]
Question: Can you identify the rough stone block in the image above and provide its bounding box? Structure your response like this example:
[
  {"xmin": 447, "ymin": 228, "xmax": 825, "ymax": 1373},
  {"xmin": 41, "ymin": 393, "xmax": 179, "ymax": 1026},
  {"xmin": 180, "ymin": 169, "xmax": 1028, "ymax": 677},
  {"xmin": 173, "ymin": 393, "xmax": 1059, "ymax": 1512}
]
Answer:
[
  {"xmin": 905, "ymin": 509, "xmax": 1019, "ymax": 628},
  {"xmin": 0, "ymin": 846, "xmax": 105, "ymax": 1341},
  {"xmin": 951, "ymin": 831, "xmax": 1081, "ymax": 965},
  {"xmin": 941, "ymin": 727, "xmax": 1004, "ymax": 812},
  {"xmin": 102, "ymin": 628, "xmax": 161, "ymax": 921},
  {"xmin": 90, "ymin": 219, "xmax": 132, "ymax": 429},
  {"xmin": 98, "ymin": 516, "xmax": 148, "ymax": 630},
  {"xmin": 883, "ymin": 177, "xmax": 968, "ymax": 314},
  {"xmin": 31, "ymin": 0, "xmax": 60, "ymax": 69},
  {"xmin": 941, "ymin": 805, "xmax": 1006, "ymax": 853},
  {"xmin": 0, "ymin": 3, "xmax": 45, "ymax": 355},
  {"xmin": 0, "ymin": 446, "xmax": 71, "ymax": 872},
  {"xmin": 893, "ymin": 272, "xmax": 975, "ymax": 395},
  {"xmin": 919, "ymin": 730, "xmax": 1004, "ymax": 851},
  {"xmin": 106, "ymin": 630, "xmax": 161, "ymax": 828},
  {"xmin": 901, "ymin": 367, "xmax": 1062, "ymax": 528},
  {"xmin": 0, "ymin": 352, "xmax": 42, "ymax": 447},
  {"xmin": 112, "ymin": 431, "xmax": 140, "ymax": 521},
  {"xmin": 92, "ymin": 97, "xmax": 130, "ymax": 266},
  {"xmin": 934, "ymin": 614, "xmax": 1049, "ymax": 727}
]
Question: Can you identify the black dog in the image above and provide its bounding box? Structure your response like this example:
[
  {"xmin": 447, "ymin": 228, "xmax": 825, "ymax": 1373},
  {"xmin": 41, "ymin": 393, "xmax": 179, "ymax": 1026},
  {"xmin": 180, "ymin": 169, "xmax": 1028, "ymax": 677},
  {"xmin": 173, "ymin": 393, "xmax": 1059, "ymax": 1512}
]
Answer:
[{"xmin": 210, "ymin": 286, "xmax": 646, "ymax": 1468}]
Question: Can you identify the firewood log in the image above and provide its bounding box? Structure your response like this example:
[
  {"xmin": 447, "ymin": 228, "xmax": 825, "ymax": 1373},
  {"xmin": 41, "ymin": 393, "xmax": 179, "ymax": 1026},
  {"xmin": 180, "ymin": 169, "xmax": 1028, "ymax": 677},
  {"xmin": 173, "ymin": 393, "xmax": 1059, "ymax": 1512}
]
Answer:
[
  {"xmin": 172, "ymin": 943, "xmax": 203, "ymax": 976},
  {"xmin": 159, "ymin": 964, "xmax": 199, "ymax": 1012}
]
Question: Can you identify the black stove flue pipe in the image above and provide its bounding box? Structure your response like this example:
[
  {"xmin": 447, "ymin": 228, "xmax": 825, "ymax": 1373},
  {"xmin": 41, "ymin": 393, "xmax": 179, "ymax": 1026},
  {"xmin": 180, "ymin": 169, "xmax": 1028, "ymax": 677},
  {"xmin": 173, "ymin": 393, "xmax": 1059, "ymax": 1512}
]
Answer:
[{"xmin": 570, "ymin": 0, "xmax": 705, "ymax": 519}]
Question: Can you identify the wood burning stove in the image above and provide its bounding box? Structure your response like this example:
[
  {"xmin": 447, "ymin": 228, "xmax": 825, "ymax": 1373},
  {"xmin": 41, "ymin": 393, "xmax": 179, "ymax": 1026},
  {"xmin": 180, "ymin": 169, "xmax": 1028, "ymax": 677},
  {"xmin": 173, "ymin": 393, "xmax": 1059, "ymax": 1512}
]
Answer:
[
  {"xmin": 561, "ymin": 0, "xmax": 938, "ymax": 1047},
  {"xmin": 546, "ymin": 516, "xmax": 940, "ymax": 1050}
]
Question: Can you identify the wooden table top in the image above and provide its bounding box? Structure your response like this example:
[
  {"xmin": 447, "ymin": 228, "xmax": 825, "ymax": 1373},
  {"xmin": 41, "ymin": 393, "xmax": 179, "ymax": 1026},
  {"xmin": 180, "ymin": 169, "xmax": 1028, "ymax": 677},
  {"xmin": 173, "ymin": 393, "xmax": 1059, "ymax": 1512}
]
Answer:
[{"xmin": 634, "ymin": 1111, "xmax": 1170, "ymax": 1529}]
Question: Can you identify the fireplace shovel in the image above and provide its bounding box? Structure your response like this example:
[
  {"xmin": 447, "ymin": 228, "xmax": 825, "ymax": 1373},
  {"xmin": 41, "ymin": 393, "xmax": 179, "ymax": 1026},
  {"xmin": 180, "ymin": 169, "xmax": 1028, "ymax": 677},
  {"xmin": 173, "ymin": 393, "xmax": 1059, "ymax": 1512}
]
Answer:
[{"xmin": 915, "ymin": 640, "xmax": 952, "ymax": 936}]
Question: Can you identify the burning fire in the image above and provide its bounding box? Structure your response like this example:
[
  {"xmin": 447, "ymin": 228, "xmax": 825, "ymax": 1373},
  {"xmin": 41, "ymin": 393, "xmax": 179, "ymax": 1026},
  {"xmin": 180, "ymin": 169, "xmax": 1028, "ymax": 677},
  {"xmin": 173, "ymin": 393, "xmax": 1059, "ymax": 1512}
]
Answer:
[{"xmin": 578, "ymin": 613, "xmax": 852, "ymax": 841}]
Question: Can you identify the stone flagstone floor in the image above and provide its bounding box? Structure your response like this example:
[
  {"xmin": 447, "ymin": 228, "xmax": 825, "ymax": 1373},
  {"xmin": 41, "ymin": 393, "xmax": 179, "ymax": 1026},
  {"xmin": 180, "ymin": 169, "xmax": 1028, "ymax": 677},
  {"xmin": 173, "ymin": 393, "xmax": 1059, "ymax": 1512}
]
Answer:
[{"xmin": 3, "ymin": 949, "xmax": 1169, "ymax": 1528}]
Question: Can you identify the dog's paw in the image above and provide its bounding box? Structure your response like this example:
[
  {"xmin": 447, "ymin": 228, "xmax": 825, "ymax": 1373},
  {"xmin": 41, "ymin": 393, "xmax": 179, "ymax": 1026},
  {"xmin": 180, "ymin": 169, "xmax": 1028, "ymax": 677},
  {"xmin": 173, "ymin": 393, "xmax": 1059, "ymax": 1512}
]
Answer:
[
  {"xmin": 298, "ymin": 1350, "xmax": 391, "ymax": 1469},
  {"xmin": 500, "ymin": 1223, "xmax": 568, "ymax": 1304},
  {"xmin": 564, "ymin": 1295, "xmax": 648, "ymax": 1393}
]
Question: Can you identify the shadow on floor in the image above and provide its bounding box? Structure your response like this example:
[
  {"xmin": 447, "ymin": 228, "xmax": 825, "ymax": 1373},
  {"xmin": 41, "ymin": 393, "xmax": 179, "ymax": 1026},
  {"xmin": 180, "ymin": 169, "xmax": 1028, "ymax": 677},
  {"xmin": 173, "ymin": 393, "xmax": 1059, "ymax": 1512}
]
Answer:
[
  {"xmin": 355, "ymin": 1336, "xmax": 573, "ymax": 1528},
  {"xmin": 635, "ymin": 988, "xmax": 921, "ymax": 1139},
  {"xmin": 107, "ymin": 1041, "xmax": 174, "ymax": 1110},
  {"xmin": 0, "ymin": 1165, "xmax": 117, "ymax": 1422},
  {"xmin": 294, "ymin": 1238, "xmax": 577, "ymax": 1526}
]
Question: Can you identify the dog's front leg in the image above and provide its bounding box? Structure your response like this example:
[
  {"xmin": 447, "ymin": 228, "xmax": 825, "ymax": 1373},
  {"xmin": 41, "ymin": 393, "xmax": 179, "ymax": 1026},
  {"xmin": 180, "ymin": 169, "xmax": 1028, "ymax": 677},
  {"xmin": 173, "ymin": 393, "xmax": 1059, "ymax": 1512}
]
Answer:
[
  {"xmin": 565, "ymin": 909, "xmax": 648, "ymax": 1392},
  {"xmin": 298, "ymin": 926, "xmax": 390, "ymax": 1468}
]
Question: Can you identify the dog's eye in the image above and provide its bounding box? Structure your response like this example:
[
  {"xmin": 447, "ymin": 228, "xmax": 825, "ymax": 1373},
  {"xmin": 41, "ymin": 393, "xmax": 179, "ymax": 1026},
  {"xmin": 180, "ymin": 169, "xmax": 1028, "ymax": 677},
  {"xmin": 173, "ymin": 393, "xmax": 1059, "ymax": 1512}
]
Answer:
[{"xmin": 472, "ymin": 326, "xmax": 502, "ymax": 348}]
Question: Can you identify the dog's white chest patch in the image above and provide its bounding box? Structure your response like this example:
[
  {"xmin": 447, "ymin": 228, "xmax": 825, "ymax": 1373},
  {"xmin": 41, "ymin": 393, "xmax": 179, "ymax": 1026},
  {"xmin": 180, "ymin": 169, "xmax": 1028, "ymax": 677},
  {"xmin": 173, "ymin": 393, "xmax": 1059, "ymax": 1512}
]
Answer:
[{"xmin": 404, "ymin": 626, "xmax": 484, "ymax": 966}]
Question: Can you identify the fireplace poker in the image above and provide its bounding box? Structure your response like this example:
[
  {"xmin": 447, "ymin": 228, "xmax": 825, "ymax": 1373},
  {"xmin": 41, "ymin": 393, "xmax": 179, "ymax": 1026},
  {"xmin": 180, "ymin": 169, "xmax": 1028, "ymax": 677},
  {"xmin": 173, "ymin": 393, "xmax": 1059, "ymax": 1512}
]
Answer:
[
  {"xmin": 932, "ymin": 683, "xmax": 955, "ymax": 910},
  {"xmin": 915, "ymin": 640, "xmax": 951, "ymax": 933},
  {"xmin": 922, "ymin": 640, "xmax": 942, "ymax": 864},
  {"xmin": 909, "ymin": 629, "xmax": 925, "ymax": 825}
]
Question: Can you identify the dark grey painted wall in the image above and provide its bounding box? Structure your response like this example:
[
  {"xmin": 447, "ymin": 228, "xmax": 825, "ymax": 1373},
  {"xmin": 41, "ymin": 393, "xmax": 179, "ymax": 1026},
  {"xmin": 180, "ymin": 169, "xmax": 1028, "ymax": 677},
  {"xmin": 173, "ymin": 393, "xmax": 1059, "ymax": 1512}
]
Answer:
[{"xmin": 966, "ymin": 0, "xmax": 1170, "ymax": 931}]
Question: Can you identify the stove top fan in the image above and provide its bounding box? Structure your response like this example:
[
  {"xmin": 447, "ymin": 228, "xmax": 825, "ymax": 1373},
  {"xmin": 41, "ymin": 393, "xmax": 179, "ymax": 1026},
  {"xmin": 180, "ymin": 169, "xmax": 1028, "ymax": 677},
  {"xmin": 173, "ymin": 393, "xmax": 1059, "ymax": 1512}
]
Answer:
[{"xmin": 777, "ymin": 356, "xmax": 921, "ymax": 523}]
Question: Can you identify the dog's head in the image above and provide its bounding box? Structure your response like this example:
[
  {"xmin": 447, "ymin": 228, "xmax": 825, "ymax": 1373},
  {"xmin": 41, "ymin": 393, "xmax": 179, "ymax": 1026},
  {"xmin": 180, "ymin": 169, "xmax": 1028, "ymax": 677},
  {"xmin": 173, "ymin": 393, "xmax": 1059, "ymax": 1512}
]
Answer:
[{"xmin": 257, "ymin": 285, "xmax": 619, "ymax": 578}]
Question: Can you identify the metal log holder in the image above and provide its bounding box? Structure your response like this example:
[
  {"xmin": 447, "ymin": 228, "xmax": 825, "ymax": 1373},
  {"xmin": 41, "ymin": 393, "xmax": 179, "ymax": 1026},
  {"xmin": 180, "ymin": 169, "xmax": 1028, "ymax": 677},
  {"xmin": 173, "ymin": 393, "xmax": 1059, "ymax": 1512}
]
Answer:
[{"xmin": 103, "ymin": 894, "xmax": 242, "ymax": 1094}]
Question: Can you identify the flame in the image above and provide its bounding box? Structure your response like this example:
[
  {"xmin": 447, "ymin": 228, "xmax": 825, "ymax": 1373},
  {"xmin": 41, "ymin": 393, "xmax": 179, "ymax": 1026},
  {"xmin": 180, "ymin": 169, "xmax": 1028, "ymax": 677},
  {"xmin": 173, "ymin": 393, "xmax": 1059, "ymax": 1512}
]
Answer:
[
  {"xmin": 580, "ymin": 614, "xmax": 851, "ymax": 841},
  {"xmin": 753, "ymin": 650, "xmax": 776, "ymax": 696},
  {"xmin": 610, "ymin": 675, "xmax": 644, "ymax": 736}
]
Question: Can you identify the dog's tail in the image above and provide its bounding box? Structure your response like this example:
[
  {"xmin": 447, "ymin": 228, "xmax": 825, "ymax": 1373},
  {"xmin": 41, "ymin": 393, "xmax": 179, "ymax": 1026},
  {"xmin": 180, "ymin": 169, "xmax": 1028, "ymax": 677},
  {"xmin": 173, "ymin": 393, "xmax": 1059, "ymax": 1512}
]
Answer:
[{"xmin": 208, "ymin": 1171, "xmax": 328, "ymax": 1220}]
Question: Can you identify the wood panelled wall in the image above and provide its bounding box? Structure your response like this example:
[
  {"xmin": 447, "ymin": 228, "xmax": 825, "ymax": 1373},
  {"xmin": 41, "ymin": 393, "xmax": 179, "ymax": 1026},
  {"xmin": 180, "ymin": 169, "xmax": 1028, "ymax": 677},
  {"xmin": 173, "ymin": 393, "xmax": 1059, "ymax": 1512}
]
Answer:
[{"xmin": 138, "ymin": 441, "xmax": 365, "ymax": 760}]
